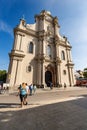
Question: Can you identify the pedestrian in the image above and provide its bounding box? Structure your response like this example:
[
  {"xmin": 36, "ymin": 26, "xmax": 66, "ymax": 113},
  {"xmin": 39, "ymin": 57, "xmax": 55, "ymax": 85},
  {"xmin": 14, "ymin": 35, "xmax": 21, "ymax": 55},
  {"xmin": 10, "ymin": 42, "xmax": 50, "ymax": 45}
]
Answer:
[
  {"xmin": 25, "ymin": 83, "xmax": 29, "ymax": 104},
  {"xmin": 49, "ymin": 82, "xmax": 53, "ymax": 89},
  {"xmin": 18, "ymin": 82, "xmax": 28, "ymax": 107},
  {"xmin": 33, "ymin": 84, "xmax": 37, "ymax": 94},
  {"xmin": 64, "ymin": 83, "xmax": 66, "ymax": 89},
  {"xmin": 29, "ymin": 84, "xmax": 33, "ymax": 95}
]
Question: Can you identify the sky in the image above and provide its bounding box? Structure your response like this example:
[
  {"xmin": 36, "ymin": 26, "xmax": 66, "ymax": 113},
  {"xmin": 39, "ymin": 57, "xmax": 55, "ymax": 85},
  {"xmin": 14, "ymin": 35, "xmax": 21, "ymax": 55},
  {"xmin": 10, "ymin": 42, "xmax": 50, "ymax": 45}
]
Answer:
[{"xmin": 0, "ymin": 0, "xmax": 87, "ymax": 71}]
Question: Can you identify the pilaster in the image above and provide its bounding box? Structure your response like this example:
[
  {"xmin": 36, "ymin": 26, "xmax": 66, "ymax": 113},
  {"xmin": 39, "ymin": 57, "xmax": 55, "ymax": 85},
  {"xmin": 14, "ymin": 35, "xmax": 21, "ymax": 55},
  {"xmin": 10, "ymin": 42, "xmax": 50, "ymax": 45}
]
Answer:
[
  {"xmin": 56, "ymin": 57, "xmax": 62, "ymax": 85},
  {"xmin": 13, "ymin": 32, "xmax": 25, "ymax": 51},
  {"xmin": 37, "ymin": 60, "xmax": 42, "ymax": 86}
]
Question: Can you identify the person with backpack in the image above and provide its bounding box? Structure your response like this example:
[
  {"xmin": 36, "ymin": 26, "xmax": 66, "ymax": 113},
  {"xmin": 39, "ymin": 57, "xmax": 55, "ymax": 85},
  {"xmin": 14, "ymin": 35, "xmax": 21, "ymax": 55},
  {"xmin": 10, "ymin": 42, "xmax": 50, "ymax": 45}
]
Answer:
[{"xmin": 18, "ymin": 82, "xmax": 28, "ymax": 107}]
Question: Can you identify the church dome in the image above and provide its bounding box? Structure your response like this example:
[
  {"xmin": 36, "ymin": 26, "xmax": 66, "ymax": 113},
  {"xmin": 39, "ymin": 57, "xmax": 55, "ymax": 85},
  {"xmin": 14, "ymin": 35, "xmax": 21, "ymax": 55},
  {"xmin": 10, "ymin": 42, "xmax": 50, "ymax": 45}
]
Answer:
[
  {"xmin": 46, "ymin": 11, "xmax": 51, "ymax": 15},
  {"xmin": 40, "ymin": 10, "xmax": 51, "ymax": 15}
]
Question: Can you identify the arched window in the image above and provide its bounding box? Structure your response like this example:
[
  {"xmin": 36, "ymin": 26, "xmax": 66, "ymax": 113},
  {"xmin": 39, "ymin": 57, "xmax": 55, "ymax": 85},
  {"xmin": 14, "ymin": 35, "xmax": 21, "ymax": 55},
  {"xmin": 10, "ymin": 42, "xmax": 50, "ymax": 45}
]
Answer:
[
  {"xmin": 29, "ymin": 42, "xmax": 33, "ymax": 53},
  {"xmin": 47, "ymin": 45, "xmax": 51, "ymax": 57},
  {"xmin": 61, "ymin": 51, "xmax": 65, "ymax": 60}
]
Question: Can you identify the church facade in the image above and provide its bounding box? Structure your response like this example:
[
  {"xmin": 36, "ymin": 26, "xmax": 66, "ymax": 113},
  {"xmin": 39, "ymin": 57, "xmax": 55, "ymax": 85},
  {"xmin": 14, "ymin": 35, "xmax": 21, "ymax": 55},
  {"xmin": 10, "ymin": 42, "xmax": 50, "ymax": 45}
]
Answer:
[{"xmin": 7, "ymin": 10, "xmax": 75, "ymax": 88}]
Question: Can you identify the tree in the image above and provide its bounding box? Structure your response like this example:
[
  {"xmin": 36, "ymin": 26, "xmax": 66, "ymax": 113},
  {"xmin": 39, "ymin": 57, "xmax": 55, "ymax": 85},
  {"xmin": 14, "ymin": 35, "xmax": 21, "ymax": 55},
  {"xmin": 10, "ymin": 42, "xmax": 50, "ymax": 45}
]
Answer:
[
  {"xmin": 0, "ymin": 70, "xmax": 7, "ymax": 82},
  {"xmin": 83, "ymin": 68, "xmax": 87, "ymax": 78}
]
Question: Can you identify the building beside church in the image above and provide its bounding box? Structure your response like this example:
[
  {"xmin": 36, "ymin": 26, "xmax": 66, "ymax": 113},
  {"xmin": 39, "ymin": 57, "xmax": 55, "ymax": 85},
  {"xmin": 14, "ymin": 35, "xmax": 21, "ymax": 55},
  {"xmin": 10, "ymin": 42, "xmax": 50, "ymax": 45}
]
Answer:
[{"xmin": 7, "ymin": 10, "xmax": 75, "ymax": 88}]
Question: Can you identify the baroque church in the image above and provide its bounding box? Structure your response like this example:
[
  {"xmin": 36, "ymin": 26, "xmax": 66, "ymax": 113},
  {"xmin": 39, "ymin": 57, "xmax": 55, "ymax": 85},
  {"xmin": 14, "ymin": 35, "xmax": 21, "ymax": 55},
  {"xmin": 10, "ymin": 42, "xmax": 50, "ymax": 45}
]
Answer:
[{"xmin": 7, "ymin": 10, "xmax": 75, "ymax": 88}]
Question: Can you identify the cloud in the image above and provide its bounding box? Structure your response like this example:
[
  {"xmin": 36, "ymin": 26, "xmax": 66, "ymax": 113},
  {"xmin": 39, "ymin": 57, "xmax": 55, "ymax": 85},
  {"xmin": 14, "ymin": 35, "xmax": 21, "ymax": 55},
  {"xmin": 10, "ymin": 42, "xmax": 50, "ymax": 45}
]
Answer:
[
  {"xmin": 0, "ymin": 20, "xmax": 13, "ymax": 36},
  {"xmin": 61, "ymin": 16, "xmax": 87, "ymax": 44}
]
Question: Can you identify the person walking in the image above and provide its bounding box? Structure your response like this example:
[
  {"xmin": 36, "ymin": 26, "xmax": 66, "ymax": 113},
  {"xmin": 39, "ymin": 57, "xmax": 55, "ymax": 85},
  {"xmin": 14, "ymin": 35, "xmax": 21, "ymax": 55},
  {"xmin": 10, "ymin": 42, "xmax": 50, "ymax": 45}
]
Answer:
[
  {"xmin": 18, "ymin": 82, "xmax": 28, "ymax": 107},
  {"xmin": 25, "ymin": 83, "xmax": 29, "ymax": 104},
  {"xmin": 64, "ymin": 83, "xmax": 67, "ymax": 89},
  {"xmin": 33, "ymin": 84, "xmax": 37, "ymax": 94},
  {"xmin": 29, "ymin": 84, "xmax": 33, "ymax": 96},
  {"xmin": 49, "ymin": 81, "xmax": 53, "ymax": 89}
]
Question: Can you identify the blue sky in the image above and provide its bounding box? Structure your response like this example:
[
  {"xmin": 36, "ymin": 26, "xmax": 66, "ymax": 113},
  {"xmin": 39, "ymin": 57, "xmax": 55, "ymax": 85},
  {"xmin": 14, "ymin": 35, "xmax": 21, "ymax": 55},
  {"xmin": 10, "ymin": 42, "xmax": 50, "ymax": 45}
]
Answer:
[{"xmin": 0, "ymin": 0, "xmax": 87, "ymax": 71}]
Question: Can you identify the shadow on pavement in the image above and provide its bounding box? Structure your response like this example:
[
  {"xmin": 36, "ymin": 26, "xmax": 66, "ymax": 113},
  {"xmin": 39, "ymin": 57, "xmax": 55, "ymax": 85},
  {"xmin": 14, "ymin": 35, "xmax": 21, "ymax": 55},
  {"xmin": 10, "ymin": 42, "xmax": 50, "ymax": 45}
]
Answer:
[
  {"xmin": 0, "ymin": 96, "xmax": 87, "ymax": 130},
  {"xmin": 0, "ymin": 103, "xmax": 20, "ymax": 108}
]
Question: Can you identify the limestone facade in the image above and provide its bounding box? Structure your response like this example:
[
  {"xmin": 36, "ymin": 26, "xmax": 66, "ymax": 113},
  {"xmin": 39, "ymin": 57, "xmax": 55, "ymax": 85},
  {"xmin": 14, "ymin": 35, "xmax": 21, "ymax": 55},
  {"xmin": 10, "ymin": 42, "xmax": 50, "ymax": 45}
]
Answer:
[{"xmin": 7, "ymin": 10, "xmax": 75, "ymax": 88}]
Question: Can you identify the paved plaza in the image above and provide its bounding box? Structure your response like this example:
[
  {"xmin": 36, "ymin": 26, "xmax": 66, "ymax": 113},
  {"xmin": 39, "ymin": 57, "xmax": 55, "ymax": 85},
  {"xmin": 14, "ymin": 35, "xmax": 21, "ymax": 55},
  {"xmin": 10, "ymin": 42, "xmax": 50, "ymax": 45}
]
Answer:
[{"xmin": 0, "ymin": 87, "xmax": 87, "ymax": 130}]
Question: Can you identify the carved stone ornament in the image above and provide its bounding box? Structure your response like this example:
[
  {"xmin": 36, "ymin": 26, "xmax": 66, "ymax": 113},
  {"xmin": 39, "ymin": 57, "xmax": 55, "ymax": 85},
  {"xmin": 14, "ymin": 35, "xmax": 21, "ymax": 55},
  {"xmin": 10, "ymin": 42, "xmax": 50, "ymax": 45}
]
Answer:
[
  {"xmin": 45, "ymin": 16, "xmax": 52, "ymax": 21},
  {"xmin": 47, "ymin": 36, "xmax": 54, "ymax": 43}
]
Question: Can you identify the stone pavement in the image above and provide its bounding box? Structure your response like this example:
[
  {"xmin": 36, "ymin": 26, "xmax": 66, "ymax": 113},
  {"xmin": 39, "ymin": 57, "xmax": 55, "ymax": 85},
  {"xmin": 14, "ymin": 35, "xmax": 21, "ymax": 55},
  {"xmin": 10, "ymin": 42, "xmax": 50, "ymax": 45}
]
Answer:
[
  {"xmin": 7, "ymin": 86, "xmax": 87, "ymax": 95},
  {"xmin": 0, "ymin": 86, "xmax": 87, "ymax": 130},
  {"xmin": 35, "ymin": 86, "xmax": 86, "ymax": 93}
]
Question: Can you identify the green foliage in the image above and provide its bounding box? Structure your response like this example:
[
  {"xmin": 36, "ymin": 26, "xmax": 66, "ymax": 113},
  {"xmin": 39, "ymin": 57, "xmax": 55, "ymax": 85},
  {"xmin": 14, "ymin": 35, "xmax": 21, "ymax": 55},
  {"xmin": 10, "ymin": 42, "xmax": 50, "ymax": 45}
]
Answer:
[
  {"xmin": 84, "ymin": 68, "xmax": 87, "ymax": 70},
  {"xmin": 83, "ymin": 68, "xmax": 87, "ymax": 78},
  {"xmin": 0, "ymin": 70, "xmax": 7, "ymax": 82},
  {"xmin": 83, "ymin": 72, "xmax": 87, "ymax": 78}
]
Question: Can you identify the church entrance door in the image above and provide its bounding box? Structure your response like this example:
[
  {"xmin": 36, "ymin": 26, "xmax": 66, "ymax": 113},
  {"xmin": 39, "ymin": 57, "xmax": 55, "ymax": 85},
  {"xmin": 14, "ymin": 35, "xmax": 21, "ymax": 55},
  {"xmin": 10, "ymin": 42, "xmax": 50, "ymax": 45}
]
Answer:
[{"xmin": 45, "ymin": 71, "xmax": 52, "ymax": 87}]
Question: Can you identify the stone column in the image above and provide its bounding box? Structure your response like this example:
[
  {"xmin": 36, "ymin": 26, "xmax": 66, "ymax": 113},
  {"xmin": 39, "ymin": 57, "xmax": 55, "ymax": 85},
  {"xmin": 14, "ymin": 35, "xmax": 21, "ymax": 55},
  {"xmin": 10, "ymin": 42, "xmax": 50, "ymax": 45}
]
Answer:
[
  {"xmin": 66, "ymin": 48, "xmax": 72, "ymax": 62},
  {"xmin": 66, "ymin": 46, "xmax": 74, "ymax": 86},
  {"xmin": 56, "ymin": 59, "xmax": 61, "ymax": 86},
  {"xmin": 19, "ymin": 34, "xmax": 25, "ymax": 51},
  {"xmin": 69, "ymin": 50, "xmax": 72, "ymax": 61},
  {"xmin": 69, "ymin": 67, "xmax": 75, "ymax": 86},
  {"xmin": 13, "ymin": 33, "xmax": 18, "ymax": 50},
  {"xmin": 71, "ymin": 67, "xmax": 74, "ymax": 85},
  {"xmin": 19, "ymin": 35, "xmax": 22, "ymax": 50},
  {"xmin": 66, "ymin": 47, "xmax": 71, "ymax": 86},
  {"xmin": 9, "ymin": 59, "xmax": 18, "ymax": 87},
  {"xmin": 9, "ymin": 57, "xmax": 23, "ymax": 88},
  {"xmin": 42, "ymin": 39, "xmax": 45, "ymax": 55},
  {"xmin": 14, "ymin": 60, "xmax": 22, "ymax": 85},
  {"xmin": 15, "ymin": 33, "xmax": 20, "ymax": 50},
  {"xmin": 66, "ymin": 48, "xmax": 69, "ymax": 61},
  {"xmin": 55, "ymin": 40, "xmax": 61, "ymax": 86},
  {"xmin": 6, "ymin": 58, "xmax": 13, "ymax": 83},
  {"xmin": 39, "ymin": 39, "xmax": 42, "ymax": 55},
  {"xmin": 37, "ymin": 60, "xmax": 42, "ymax": 86},
  {"xmin": 13, "ymin": 60, "xmax": 19, "ymax": 85},
  {"xmin": 54, "ymin": 23, "xmax": 58, "ymax": 36},
  {"xmin": 53, "ymin": 17, "xmax": 60, "ymax": 37},
  {"xmin": 68, "ymin": 66, "xmax": 72, "ymax": 86},
  {"xmin": 41, "ymin": 60, "xmax": 45, "ymax": 88},
  {"xmin": 13, "ymin": 33, "xmax": 24, "ymax": 51},
  {"xmin": 41, "ymin": 38, "xmax": 45, "ymax": 87}
]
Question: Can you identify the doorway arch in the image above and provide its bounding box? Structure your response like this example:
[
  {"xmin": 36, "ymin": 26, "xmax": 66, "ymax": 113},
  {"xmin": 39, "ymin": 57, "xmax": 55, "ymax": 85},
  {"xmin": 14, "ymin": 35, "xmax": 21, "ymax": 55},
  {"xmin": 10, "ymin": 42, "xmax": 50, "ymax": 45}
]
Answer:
[{"xmin": 45, "ymin": 71, "xmax": 52, "ymax": 87}]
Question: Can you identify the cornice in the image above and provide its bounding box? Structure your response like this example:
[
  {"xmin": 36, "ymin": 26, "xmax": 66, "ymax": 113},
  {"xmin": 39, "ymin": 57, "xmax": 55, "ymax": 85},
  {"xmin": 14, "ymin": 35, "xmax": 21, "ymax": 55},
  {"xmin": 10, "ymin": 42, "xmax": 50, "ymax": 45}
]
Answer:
[
  {"xmin": 35, "ymin": 14, "xmax": 45, "ymax": 21},
  {"xmin": 14, "ymin": 27, "xmax": 38, "ymax": 38},
  {"xmin": 58, "ymin": 42, "xmax": 72, "ymax": 48},
  {"xmin": 45, "ymin": 58, "xmax": 55, "ymax": 63},
  {"xmin": 9, "ymin": 50, "xmax": 25, "ymax": 59},
  {"xmin": 66, "ymin": 61, "xmax": 74, "ymax": 67},
  {"xmin": 35, "ymin": 54, "xmax": 55, "ymax": 63}
]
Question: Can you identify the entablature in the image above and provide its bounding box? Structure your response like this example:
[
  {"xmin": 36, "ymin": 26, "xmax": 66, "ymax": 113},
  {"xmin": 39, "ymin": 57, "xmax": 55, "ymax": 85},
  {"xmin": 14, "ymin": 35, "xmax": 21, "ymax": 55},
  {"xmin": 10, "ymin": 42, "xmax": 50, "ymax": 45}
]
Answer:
[
  {"xmin": 9, "ymin": 50, "xmax": 25, "ymax": 60},
  {"xmin": 14, "ymin": 27, "xmax": 38, "ymax": 38}
]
